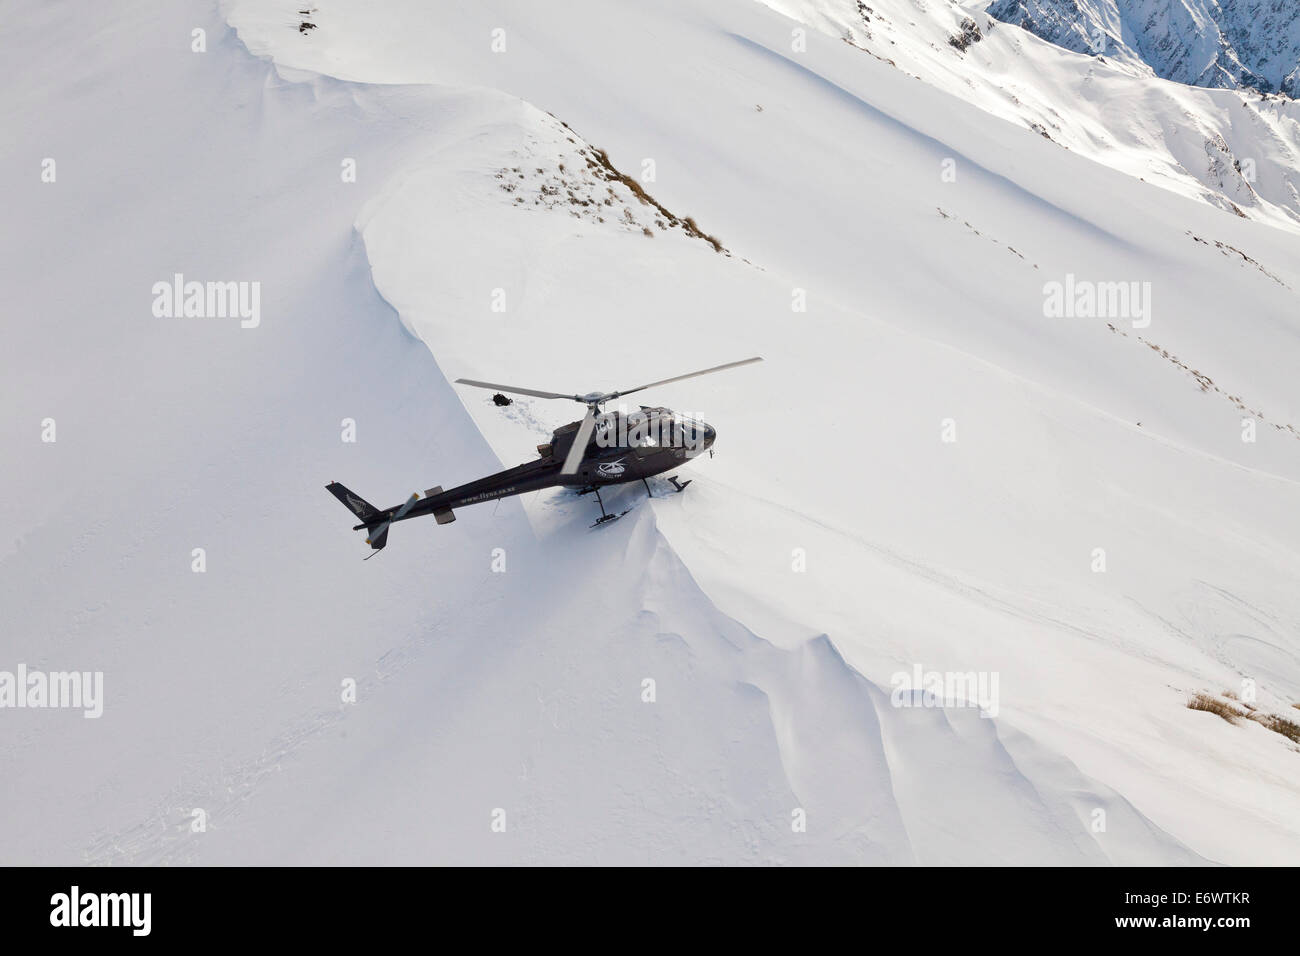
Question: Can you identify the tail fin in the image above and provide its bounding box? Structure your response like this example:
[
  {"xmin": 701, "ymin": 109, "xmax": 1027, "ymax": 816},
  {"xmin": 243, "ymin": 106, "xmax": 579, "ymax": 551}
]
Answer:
[
  {"xmin": 326, "ymin": 482, "xmax": 389, "ymax": 551},
  {"xmin": 326, "ymin": 482, "xmax": 381, "ymax": 522}
]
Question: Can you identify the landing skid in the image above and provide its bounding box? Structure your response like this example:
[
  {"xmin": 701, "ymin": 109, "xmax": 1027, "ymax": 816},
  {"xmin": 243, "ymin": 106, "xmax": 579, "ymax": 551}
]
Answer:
[
  {"xmin": 590, "ymin": 510, "xmax": 631, "ymax": 528},
  {"xmin": 589, "ymin": 486, "xmax": 632, "ymax": 529},
  {"xmin": 589, "ymin": 475, "xmax": 692, "ymax": 527},
  {"xmin": 641, "ymin": 475, "xmax": 692, "ymax": 497}
]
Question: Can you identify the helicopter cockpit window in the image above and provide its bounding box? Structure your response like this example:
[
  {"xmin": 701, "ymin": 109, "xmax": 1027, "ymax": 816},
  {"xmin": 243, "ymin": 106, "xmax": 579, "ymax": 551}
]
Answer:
[
  {"xmin": 630, "ymin": 433, "xmax": 658, "ymax": 458},
  {"xmin": 627, "ymin": 413, "xmax": 662, "ymax": 458},
  {"xmin": 674, "ymin": 417, "xmax": 706, "ymax": 451}
]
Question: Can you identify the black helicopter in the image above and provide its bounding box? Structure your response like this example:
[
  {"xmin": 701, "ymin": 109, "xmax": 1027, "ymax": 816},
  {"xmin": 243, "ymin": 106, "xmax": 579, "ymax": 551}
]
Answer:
[{"xmin": 326, "ymin": 356, "xmax": 762, "ymax": 553}]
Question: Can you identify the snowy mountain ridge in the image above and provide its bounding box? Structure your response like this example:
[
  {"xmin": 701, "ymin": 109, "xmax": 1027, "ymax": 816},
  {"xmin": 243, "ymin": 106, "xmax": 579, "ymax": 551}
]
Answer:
[
  {"xmin": 986, "ymin": 0, "xmax": 1300, "ymax": 95},
  {"xmin": 758, "ymin": 0, "xmax": 1300, "ymax": 227}
]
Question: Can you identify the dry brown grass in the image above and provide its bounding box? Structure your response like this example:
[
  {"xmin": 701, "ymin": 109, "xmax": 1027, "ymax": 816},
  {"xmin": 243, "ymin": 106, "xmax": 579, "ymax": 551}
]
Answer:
[
  {"xmin": 585, "ymin": 147, "xmax": 727, "ymax": 254},
  {"xmin": 1187, "ymin": 691, "xmax": 1300, "ymax": 751},
  {"xmin": 681, "ymin": 216, "xmax": 725, "ymax": 253},
  {"xmin": 1249, "ymin": 711, "xmax": 1300, "ymax": 745},
  {"xmin": 1187, "ymin": 692, "xmax": 1244, "ymax": 724}
]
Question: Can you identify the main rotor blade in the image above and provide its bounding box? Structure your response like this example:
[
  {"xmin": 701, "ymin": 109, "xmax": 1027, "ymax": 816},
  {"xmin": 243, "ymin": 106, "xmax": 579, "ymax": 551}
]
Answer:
[
  {"xmin": 608, "ymin": 356, "xmax": 763, "ymax": 400},
  {"xmin": 561, "ymin": 406, "xmax": 599, "ymax": 476},
  {"xmin": 454, "ymin": 378, "xmax": 577, "ymax": 401}
]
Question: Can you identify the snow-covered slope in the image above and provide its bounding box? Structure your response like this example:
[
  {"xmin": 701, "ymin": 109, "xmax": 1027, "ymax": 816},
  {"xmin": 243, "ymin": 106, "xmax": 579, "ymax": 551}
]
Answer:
[
  {"xmin": 987, "ymin": 0, "xmax": 1300, "ymax": 95},
  {"xmin": 756, "ymin": 0, "xmax": 1300, "ymax": 226},
  {"xmin": 3, "ymin": 0, "xmax": 1299, "ymax": 865}
]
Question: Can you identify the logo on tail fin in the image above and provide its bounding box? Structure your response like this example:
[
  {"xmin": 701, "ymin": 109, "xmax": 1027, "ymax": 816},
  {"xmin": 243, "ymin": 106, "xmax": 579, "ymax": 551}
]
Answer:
[{"xmin": 345, "ymin": 494, "xmax": 368, "ymax": 516}]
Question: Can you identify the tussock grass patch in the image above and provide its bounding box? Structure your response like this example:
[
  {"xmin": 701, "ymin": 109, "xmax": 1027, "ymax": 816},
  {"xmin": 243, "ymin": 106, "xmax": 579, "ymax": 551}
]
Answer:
[
  {"xmin": 1188, "ymin": 692, "xmax": 1300, "ymax": 746},
  {"xmin": 1250, "ymin": 711, "xmax": 1300, "ymax": 745},
  {"xmin": 585, "ymin": 147, "xmax": 727, "ymax": 254},
  {"xmin": 1187, "ymin": 692, "xmax": 1244, "ymax": 723}
]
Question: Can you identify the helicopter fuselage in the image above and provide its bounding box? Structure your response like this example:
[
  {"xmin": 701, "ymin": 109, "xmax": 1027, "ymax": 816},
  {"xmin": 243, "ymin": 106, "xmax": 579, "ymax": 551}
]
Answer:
[
  {"xmin": 352, "ymin": 407, "xmax": 716, "ymax": 530},
  {"xmin": 327, "ymin": 356, "xmax": 759, "ymax": 552}
]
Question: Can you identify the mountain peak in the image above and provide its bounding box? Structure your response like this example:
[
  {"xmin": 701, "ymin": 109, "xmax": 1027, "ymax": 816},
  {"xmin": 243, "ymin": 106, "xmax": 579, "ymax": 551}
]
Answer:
[{"xmin": 987, "ymin": 0, "xmax": 1300, "ymax": 95}]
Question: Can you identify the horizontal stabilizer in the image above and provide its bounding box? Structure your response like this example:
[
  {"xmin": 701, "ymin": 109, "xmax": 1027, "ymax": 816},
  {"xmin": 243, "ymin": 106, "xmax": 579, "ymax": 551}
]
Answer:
[
  {"xmin": 327, "ymin": 484, "xmax": 419, "ymax": 554},
  {"xmin": 425, "ymin": 485, "xmax": 456, "ymax": 525}
]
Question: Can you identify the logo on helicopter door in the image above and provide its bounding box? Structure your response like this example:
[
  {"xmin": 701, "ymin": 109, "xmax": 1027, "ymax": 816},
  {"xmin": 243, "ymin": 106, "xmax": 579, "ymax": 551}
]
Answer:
[{"xmin": 597, "ymin": 459, "xmax": 626, "ymax": 477}]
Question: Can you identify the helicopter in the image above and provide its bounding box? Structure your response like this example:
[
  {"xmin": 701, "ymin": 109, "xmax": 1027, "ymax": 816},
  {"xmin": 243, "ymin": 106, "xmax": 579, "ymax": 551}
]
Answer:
[{"xmin": 326, "ymin": 356, "xmax": 762, "ymax": 554}]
